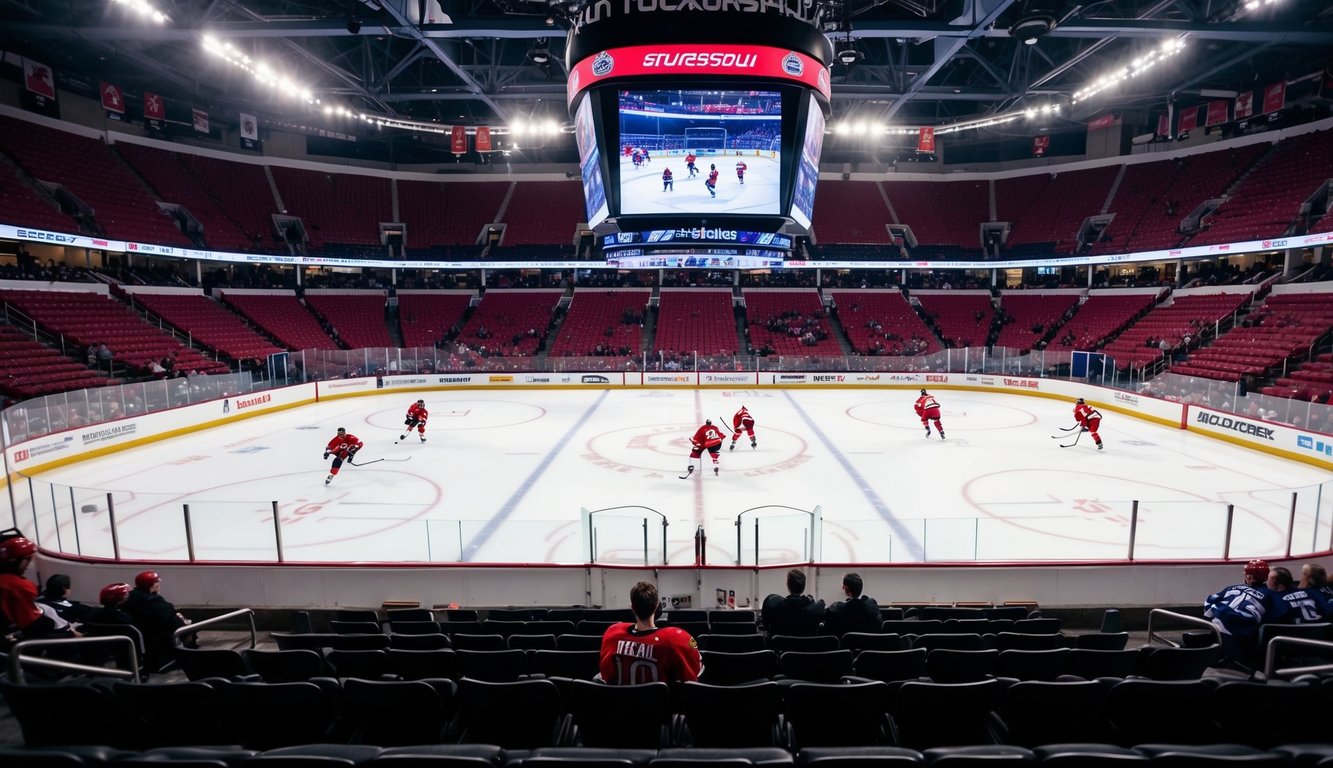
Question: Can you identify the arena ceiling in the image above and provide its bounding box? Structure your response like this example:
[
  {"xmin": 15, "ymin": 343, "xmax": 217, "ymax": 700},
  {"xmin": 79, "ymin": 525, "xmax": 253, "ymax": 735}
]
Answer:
[{"xmin": 1, "ymin": 0, "xmax": 1331, "ymax": 156}]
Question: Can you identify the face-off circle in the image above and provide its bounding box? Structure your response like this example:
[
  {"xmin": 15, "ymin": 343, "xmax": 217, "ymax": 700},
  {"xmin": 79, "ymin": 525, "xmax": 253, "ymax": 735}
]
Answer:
[{"xmin": 583, "ymin": 422, "xmax": 812, "ymax": 476}]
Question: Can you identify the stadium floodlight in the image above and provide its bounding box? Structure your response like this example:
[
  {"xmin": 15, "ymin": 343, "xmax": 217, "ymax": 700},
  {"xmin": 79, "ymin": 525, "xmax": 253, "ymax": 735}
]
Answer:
[
  {"xmin": 834, "ymin": 122, "xmax": 850, "ymax": 135},
  {"xmin": 203, "ymin": 37, "xmax": 318, "ymax": 105},
  {"xmin": 110, "ymin": 0, "xmax": 169, "ymax": 24},
  {"xmin": 1072, "ymin": 38, "xmax": 1185, "ymax": 104}
]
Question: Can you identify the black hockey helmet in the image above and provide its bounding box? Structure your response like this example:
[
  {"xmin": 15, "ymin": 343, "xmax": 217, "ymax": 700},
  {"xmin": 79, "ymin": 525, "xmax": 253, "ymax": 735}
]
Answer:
[
  {"xmin": 920, "ymin": 389, "xmax": 927, "ymax": 395},
  {"xmin": 1076, "ymin": 398, "xmax": 1085, "ymax": 404},
  {"xmin": 705, "ymin": 419, "xmax": 713, "ymax": 425},
  {"xmin": 337, "ymin": 427, "xmax": 347, "ymax": 434},
  {"xmin": 416, "ymin": 399, "xmax": 425, "ymax": 406}
]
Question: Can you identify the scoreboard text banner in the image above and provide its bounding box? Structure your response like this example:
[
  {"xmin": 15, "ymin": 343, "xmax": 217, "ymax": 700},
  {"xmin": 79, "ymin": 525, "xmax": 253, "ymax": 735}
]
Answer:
[{"xmin": 569, "ymin": 44, "xmax": 831, "ymax": 105}]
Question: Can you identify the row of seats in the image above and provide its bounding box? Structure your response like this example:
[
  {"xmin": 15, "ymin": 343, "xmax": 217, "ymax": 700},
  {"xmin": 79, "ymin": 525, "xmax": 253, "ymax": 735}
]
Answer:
[{"xmin": 5, "ymin": 675, "xmax": 1332, "ymax": 756}]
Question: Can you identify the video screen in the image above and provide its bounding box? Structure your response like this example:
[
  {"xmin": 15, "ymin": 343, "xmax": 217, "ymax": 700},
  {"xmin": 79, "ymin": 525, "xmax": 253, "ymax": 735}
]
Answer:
[
  {"xmin": 574, "ymin": 97, "xmax": 608, "ymax": 227},
  {"xmin": 789, "ymin": 95, "xmax": 825, "ymax": 230},
  {"xmin": 617, "ymin": 89, "xmax": 782, "ymax": 216}
]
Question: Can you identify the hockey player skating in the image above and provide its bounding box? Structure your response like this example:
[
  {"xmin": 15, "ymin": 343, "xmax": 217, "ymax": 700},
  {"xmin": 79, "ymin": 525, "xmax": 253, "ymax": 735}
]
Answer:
[
  {"xmin": 681, "ymin": 419, "xmax": 725, "ymax": 478},
  {"xmin": 632, "ymin": 148, "xmax": 644, "ymax": 170},
  {"xmin": 323, "ymin": 427, "xmax": 364, "ymax": 485},
  {"xmin": 1073, "ymin": 397, "xmax": 1104, "ymax": 450},
  {"xmin": 735, "ymin": 160, "xmax": 747, "ymax": 184},
  {"xmin": 685, "ymin": 152, "xmax": 697, "ymax": 177},
  {"xmin": 705, "ymin": 164, "xmax": 719, "ymax": 199},
  {"xmin": 915, "ymin": 389, "xmax": 945, "ymax": 439},
  {"xmin": 662, "ymin": 167, "xmax": 674, "ymax": 192},
  {"xmin": 729, "ymin": 405, "xmax": 756, "ymax": 450},
  {"xmin": 399, "ymin": 399, "xmax": 428, "ymax": 443},
  {"xmin": 642, "ymin": 148, "xmax": 651, "ymax": 164}
]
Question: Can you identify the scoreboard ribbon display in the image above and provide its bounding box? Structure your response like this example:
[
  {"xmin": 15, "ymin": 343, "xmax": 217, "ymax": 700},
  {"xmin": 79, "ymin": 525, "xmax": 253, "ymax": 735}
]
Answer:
[{"xmin": 569, "ymin": 43, "xmax": 831, "ymax": 105}]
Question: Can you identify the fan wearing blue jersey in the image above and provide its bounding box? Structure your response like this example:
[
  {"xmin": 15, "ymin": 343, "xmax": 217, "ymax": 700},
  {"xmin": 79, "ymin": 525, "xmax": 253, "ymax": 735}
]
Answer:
[
  {"xmin": 1266, "ymin": 565, "xmax": 1330, "ymax": 624},
  {"xmin": 1203, "ymin": 558, "xmax": 1274, "ymax": 667}
]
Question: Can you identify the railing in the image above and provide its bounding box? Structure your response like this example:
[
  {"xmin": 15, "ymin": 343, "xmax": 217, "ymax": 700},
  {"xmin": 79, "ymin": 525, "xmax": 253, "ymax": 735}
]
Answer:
[
  {"xmin": 1263, "ymin": 635, "xmax": 1333, "ymax": 679},
  {"xmin": 7, "ymin": 635, "xmax": 140, "ymax": 683},
  {"xmin": 174, "ymin": 607, "xmax": 258, "ymax": 649},
  {"xmin": 1146, "ymin": 608, "xmax": 1221, "ymax": 649}
]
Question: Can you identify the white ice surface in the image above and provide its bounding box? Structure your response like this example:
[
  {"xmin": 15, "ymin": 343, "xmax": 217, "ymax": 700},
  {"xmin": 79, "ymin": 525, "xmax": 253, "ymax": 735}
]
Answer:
[
  {"xmin": 20, "ymin": 389, "xmax": 1332, "ymax": 565},
  {"xmin": 618, "ymin": 154, "xmax": 781, "ymax": 216}
]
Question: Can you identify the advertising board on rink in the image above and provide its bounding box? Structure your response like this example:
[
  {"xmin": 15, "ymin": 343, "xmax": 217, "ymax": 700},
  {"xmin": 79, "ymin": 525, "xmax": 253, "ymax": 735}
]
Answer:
[
  {"xmin": 1187, "ymin": 405, "xmax": 1332, "ymax": 469},
  {"xmin": 701, "ymin": 372, "xmax": 759, "ymax": 385},
  {"xmin": 641, "ymin": 372, "xmax": 697, "ymax": 386}
]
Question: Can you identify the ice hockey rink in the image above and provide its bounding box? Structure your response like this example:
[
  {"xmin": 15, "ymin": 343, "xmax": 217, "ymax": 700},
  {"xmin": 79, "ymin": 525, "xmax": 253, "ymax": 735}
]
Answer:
[
  {"xmin": 618, "ymin": 154, "xmax": 781, "ymax": 216},
  {"xmin": 16, "ymin": 388, "xmax": 1332, "ymax": 566}
]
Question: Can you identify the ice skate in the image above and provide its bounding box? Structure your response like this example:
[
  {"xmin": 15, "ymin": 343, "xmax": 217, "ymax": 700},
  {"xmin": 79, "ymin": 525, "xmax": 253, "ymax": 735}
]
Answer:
[
  {"xmin": 939, "ymin": 432, "xmax": 946, "ymax": 440},
  {"xmin": 925, "ymin": 427, "xmax": 932, "ymax": 438},
  {"xmin": 729, "ymin": 441, "xmax": 736, "ymax": 451},
  {"xmin": 751, "ymin": 440, "xmax": 757, "ymax": 449},
  {"xmin": 420, "ymin": 435, "xmax": 427, "ymax": 443},
  {"xmin": 714, "ymin": 466, "xmax": 719, "ymax": 476},
  {"xmin": 1097, "ymin": 443, "xmax": 1104, "ymax": 451},
  {"xmin": 325, "ymin": 474, "xmax": 333, "ymax": 485}
]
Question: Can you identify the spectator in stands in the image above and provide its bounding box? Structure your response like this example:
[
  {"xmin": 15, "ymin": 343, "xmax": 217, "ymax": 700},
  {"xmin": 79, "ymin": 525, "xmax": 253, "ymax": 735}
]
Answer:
[
  {"xmin": 124, "ymin": 571, "xmax": 193, "ymax": 670},
  {"xmin": 86, "ymin": 344, "xmax": 98, "ymax": 367},
  {"xmin": 762, "ymin": 568, "xmax": 825, "ymax": 638},
  {"xmin": 85, "ymin": 583, "xmax": 135, "ymax": 627},
  {"xmin": 822, "ymin": 572, "xmax": 881, "ymax": 637},
  {"xmin": 0, "ymin": 537, "xmax": 79, "ymax": 641},
  {"xmin": 1267, "ymin": 566, "xmax": 1329, "ymax": 624},
  {"xmin": 1300, "ymin": 563, "xmax": 1333, "ymax": 601},
  {"xmin": 37, "ymin": 574, "xmax": 92, "ymax": 624},
  {"xmin": 1204, "ymin": 559, "xmax": 1273, "ymax": 667},
  {"xmin": 599, "ymin": 581, "xmax": 702, "ymax": 684},
  {"xmin": 97, "ymin": 343, "xmax": 113, "ymax": 372}
]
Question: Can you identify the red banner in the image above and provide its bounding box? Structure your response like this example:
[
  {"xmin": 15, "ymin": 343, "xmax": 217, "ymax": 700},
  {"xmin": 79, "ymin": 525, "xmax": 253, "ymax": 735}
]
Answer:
[
  {"xmin": 450, "ymin": 125, "xmax": 467, "ymax": 154},
  {"xmin": 1156, "ymin": 113, "xmax": 1169, "ymax": 137},
  {"xmin": 475, "ymin": 126, "xmax": 492, "ymax": 152},
  {"xmin": 144, "ymin": 92, "xmax": 165, "ymax": 121},
  {"xmin": 568, "ymin": 43, "xmax": 831, "ymax": 105},
  {"xmin": 100, "ymin": 82, "xmax": 124, "ymax": 115},
  {"xmin": 1235, "ymin": 91, "xmax": 1254, "ymax": 120},
  {"xmin": 1205, "ymin": 100, "xmax": 1228, "ymax": 127},
  {"xmin": 1087, "ymin": 113, "xmax": 1116, "ymax": 131},
  {"xmin": 23, "ymin": 58, "xmax": 55, "ymax": 99},
  {"xmin": 192, "ymin": 108, "xmax": 209, "ymax": 134},
  {"xmin": 1262, "ymin": 80, "xmax": 1286, "ymax": 114},
  {"xmin": 917, "ymin": 126, "xmax": 935, "ymax": 153},
  {"xmin": 1177, "ymin": 105, "xmax": 1199, "ymax": 133},
  {"xmin": 1032, "ymin": 134, "xmax": 1050, "ymax": 158}
]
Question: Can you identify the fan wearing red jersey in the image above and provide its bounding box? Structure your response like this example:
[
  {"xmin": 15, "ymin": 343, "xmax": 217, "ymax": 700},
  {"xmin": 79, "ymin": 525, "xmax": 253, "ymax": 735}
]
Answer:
[
  {"xmin": 729, "ymin": 405, "xmax": 757, "ymax": 451},
  {"xmin": 915, "ymin": 389, "xmax": 945, "ymax": 439},
  {"xmin": 683, "ymin": 419, "xmax": 725, "ymax": 478},
  {"xmin": 399, "ymin": 399, "xmax": 428, "ymax": 443},
  {"xmin": 323, "ymin": 427, "xmax": 364, "ymax": 485},
  {"xmin": 1074, "ymin": 398, "xmax": 1104, "ymax": 450},
  {"xmin": 599, "ymin": 580, "xmax": 702, "ymax": 685}
]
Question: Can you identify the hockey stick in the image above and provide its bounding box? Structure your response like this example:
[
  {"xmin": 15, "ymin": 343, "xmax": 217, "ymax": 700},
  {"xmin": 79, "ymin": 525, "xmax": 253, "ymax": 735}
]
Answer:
[
  {"xmin": 678, "ymin": 467, "xmax": 695, "ymax": 480},
  {"xmin": 715, "ymin": 417, "xmax": 735, "ymax": 435},
  {"xmin": 1058, "ymin": 429, "xmax": 1085, "ymax": 449},
  {"xmin": 348, "ymin": 456, "xmax": 413, "ymax": 467},
  {"xmin": 1050, "ymin": 424, "xmax": 1082, "ymax": 438}
]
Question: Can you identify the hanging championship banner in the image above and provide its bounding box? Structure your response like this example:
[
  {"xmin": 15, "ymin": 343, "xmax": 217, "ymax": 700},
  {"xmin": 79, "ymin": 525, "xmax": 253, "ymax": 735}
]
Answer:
[
  {"xmin": 1177, "ymin": 105, "xmax": 1199, "ymax": 133},
  {"xmin": 22, "ymin": 57, "xmax": 58, "ymax": 117},
  {"xmin": 239, "ymin": 112, "xmax": 260, "ymax": 151},
  {"xmin": 1087, "ymin": 113, "xmax": 1116, "ymax": 131},
  {"xmin": 192, "ymin": 108, "xmax": 210, "ymax": 134},
  {"xmin": 1205, "ymin": 100, "xmax": 1228, "ymax": 127},
  {"xmin": 1262, "ymin": 80, "xmax": 1286, "ymax": 114},
  {"xmin": 475, "ymin": 126, "xmax": 492, "ymax": 152},
  {"xmin": 450, "ymin": 125, "xmax": 467, "ymax": 154},
  {"xmin": 1156, "ymin": 113, "xmax": 1169, "ymax": 137},
  {"xmin": 916, "ymin": 126, "xmax": 935, "ymax": 153},
  {"xmin": 1234, "ymin": 91, "xmax": 1254, "ymax": 121},
  {"xmin": 100, "ymin": 82, "xmax": 125, "ymax": 121},
  {"xmin": 144, "ymin": 92, "xmax": 166, "ymax": 131},
  {"xmin": 1032, "ymin": 134, "xmax": 1050, "ymax": 158}
]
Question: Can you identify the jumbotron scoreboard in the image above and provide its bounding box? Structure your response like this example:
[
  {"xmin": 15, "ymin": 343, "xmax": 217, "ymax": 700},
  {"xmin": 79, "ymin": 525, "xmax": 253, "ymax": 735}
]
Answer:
[{"xmin": 564, "ymin": 0, "xmax": 832, "ymax": 265}]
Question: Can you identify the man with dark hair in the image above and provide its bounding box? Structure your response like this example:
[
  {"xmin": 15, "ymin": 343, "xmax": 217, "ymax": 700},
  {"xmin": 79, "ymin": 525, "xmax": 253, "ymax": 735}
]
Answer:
[
  {"xmin": 599, "ymin": 581, "xmax": 702, "ymax": 684},
  {"xmin": 761, "ymin": 568, "xmax": 825, "ymax": 637},
  {"xmin": 37, "ymin": 574, "xmax": 92, "ymax": 623},
  {"xmin": 823, "ymin": 572, "xmax": 882, "ymax": 637}
]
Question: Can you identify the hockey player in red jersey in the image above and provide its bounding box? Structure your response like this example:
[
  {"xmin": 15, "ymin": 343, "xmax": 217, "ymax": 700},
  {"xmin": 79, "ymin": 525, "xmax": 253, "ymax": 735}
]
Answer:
[
  {"xmin": 685, "ymin": 152, "xmax": 697, "ymax": 177},
  {"xmin": 323, "ymin": 427, "xmax": 364, "ymax": 485},
  {"xmin": 1073, "ymin": 397, "xmax": 1104, "ymax": 450},
  {"xmin": 599, "ymin": 581, "xmax": 702, "ymax": 684},
  {"xmin": 729, "ymin": 405, "xmax": 756, "ymax": 451},
  {"xmin": 684, "ymin": 419, "xmax": 725, "ymax": 477},
  {"xmin": 705, "ymin": 165, "xmax": 719, "ymax": 198},
  {"xmin": 735, "ymin": 160, "xmax": 747, "ymax": 184},
  {"xmin": 399, "ymin": 399, "xmax": 428, "ymax": 443},
  {"xmin": 914, "ymin": 389, "xmax": 945, "ymax": 439},
  {"xmin": 662, "ymin": 166, "xmax": 674, "ymax": 192}
]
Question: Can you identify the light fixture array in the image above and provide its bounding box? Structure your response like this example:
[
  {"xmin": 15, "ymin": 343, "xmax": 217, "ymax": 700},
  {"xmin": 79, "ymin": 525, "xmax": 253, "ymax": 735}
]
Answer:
[
  {"xmin": 828, "ymin": 103, "xmax": 1058, "ymax": 138},
  {"xmin": 1072, "ymin": 38, "xmax": 1185, "ymax": 104},
  {"xmin": 109, "ymin": 0, "xmax": 169, "ymax": 24},
  {"xmin": 202, "ymin": 35, "xmax": 318, "ymax": 105}
]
